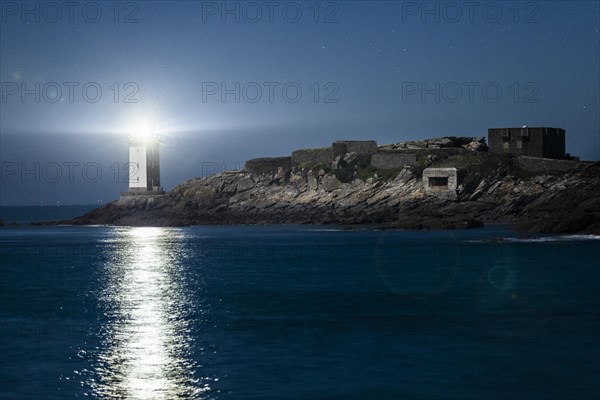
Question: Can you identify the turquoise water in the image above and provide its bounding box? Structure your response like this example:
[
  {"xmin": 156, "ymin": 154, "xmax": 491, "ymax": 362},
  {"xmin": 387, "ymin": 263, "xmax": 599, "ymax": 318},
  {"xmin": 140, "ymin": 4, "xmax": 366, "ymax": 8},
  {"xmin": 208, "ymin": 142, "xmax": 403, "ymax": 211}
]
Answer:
[{"xmin": 1, "ymin": 221, "xmax": 599, "ymax": 399}]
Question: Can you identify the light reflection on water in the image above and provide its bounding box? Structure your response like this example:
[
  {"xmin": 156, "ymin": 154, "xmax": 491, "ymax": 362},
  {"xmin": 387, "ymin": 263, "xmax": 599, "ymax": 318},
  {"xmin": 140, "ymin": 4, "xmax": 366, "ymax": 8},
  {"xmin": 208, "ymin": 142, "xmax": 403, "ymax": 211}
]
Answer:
[{"xmin": 88, "ymin": 227, "xmax": 211, "ymax": 399}]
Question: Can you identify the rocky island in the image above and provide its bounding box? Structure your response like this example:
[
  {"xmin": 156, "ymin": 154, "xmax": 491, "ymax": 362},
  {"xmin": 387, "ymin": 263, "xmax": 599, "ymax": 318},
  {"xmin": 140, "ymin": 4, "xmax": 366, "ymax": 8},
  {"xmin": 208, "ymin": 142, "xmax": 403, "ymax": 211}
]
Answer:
[{"xmin": 63, "ymin": 132, "xmax": 600, "ymax": 234}]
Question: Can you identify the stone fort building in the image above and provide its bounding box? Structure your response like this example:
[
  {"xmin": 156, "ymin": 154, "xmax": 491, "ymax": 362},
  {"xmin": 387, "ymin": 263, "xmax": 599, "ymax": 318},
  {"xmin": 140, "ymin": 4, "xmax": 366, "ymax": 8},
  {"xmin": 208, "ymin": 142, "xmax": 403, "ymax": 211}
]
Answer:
[
  {"xmin": 243, "ymin": 129, "xmax": 577, "ymax": 200},
  {"xmin": 488, "ymin": 127, "xmax": 565, "ymax": 159}
]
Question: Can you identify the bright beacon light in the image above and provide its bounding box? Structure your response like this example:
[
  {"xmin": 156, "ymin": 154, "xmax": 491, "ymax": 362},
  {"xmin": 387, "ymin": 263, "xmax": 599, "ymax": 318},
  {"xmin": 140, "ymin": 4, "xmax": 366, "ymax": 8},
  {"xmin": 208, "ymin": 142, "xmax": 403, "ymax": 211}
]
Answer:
[{"xmin": 131, "ymin": 117, "xmax": 157, "ymax": 141}]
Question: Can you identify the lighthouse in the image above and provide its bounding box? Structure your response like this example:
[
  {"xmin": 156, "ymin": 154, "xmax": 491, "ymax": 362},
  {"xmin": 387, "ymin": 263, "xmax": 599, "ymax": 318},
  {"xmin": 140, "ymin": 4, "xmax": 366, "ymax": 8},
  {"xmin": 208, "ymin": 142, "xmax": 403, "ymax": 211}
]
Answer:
[{"xmin": 128, "ymin": 133, "xmax": 163, "ymax": 193}]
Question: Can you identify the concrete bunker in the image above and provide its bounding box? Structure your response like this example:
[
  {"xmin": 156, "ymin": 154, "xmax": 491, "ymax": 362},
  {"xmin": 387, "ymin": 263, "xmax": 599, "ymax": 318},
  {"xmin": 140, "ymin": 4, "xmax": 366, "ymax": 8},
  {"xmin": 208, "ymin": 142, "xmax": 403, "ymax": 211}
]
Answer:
[{"xmin": 422, "ymin": 167, "xmax": 458, "ymax": 199}]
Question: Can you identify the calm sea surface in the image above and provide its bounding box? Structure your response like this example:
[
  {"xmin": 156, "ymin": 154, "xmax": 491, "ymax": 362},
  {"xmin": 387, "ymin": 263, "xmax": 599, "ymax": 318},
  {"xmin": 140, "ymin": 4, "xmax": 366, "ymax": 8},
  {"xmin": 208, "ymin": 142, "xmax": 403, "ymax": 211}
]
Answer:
[
  {"xmin": 1, "ymin": 208, "xmax": 599, "ymax": 399},
  {"xmin": 0, "ymin": 205, "xmax": 98, "ymax": 225}
]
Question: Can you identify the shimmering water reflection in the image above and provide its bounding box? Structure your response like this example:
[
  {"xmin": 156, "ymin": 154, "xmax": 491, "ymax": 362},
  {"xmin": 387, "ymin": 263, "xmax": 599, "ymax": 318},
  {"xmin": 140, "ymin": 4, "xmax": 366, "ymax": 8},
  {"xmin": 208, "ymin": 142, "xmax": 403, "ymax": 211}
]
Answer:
[
  {"xmin": 89, "ymin": 227, "xmax": 211, "ymax": 399},
  {"xmin": 1, "ymin": 225, "xmax": 599, "ymax": 399}
]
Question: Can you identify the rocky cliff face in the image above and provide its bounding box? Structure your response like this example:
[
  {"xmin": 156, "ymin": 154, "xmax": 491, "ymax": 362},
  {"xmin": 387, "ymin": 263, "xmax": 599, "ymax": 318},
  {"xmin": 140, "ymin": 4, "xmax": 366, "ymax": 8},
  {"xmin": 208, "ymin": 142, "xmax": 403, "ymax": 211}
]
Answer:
[{"xmin": 66, "ymin": 139, "xmax": 600, "ymax": 233}]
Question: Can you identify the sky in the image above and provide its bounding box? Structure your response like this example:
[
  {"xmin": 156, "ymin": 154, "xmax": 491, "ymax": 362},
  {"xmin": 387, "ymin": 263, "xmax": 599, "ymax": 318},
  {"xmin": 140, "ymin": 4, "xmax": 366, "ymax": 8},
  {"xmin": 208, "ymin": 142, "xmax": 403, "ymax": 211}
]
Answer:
[{"xmin": 1, "ymin": 0, "xmax": 599, "ymax": 205}]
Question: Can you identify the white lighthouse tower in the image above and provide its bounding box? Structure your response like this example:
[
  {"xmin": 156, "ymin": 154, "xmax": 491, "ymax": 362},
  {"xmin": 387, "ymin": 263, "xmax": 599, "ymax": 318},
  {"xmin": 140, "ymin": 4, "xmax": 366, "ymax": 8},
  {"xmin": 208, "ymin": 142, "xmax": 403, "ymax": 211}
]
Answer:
[{"xmin": 128, "ymin": 132, "xmax": 163, "ymax": 193}]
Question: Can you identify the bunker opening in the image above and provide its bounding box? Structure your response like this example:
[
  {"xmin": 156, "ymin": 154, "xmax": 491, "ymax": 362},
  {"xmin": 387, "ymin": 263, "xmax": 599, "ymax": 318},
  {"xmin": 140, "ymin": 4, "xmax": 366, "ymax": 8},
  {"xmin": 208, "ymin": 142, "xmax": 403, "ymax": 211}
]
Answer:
[{"xmin": 429, "ymin": 177, "xmax": 449, "ymax": 188}]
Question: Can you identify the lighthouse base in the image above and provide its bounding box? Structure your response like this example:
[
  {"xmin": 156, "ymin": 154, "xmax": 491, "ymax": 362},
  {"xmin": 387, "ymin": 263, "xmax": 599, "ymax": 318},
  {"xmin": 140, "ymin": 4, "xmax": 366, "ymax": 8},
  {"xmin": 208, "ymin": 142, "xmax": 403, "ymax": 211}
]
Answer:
[
  {"xmin": 127, "ymin": 186, "xmax": 164, "ymax": 194},
  {"xmin": 118, "ymin": 191, "xmax": 166, "ymax": 207}
]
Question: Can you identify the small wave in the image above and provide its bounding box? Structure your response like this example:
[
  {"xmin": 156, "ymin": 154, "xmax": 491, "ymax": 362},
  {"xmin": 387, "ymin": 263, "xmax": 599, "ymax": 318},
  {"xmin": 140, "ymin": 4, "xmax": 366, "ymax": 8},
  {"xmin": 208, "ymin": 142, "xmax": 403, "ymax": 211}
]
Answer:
[{"xmin": 465, "ymin": 234, "xmax": 600, "ymax": 243}]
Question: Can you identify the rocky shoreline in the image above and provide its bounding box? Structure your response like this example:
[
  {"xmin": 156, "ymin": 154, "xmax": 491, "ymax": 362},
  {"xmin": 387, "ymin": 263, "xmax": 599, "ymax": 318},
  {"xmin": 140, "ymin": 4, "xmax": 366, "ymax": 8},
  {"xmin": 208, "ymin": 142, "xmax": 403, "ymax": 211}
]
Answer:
[{"xmin": 54, "ymin": 137, "xmax": 600, "ymax": 234}]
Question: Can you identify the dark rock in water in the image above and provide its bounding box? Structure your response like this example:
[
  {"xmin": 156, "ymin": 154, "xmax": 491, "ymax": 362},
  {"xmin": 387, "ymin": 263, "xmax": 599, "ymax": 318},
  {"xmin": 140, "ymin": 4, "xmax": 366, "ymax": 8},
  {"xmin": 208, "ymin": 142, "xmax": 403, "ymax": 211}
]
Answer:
[
  {"xmin": 0, "ymin": 219, "xmax": 4, "ymax": 226},
  {"xmin": 380, "ymin": 217, "xmax": 483, "ymax": 231},
  {"xmin": 517, "ymin": 212, "xmax": 600, "ymax": 234},
  {"xmin": 58, "ymin": 146, "xmax": 599, "ymax": 234},
  {"xmin": 29, "ymin": 220, "xmax": 61, "ymax": 226},
  {"xmin": 460, "ymin": 219, "xmax": 485, "ymax": 229}
]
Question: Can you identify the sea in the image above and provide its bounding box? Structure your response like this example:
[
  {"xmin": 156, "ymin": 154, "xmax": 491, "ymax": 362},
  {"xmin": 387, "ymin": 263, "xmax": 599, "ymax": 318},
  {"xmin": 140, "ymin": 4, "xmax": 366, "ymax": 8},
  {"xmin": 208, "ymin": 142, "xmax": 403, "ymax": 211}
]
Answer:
[{"xmin": 1, "ymin": 206, "xmax": 599, "ymax": 399}]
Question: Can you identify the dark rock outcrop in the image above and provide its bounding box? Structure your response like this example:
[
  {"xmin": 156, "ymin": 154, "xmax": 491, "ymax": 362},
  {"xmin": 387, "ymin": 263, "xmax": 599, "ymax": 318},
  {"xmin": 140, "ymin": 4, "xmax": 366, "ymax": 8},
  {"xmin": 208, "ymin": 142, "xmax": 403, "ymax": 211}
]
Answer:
[
  {"xmin": 62, "ymin": 144, "xmax": 599, "ymax": 234},
  {"xmin": 380, "ymin": 136, "xmax": 487, "ymax": 151}
]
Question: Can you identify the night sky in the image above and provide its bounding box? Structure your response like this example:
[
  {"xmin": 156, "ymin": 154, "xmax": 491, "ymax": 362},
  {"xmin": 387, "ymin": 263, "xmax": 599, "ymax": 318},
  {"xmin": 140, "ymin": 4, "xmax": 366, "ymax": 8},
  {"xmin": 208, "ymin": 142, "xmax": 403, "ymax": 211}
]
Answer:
[{"xmin": 1, "ymin": 1, "xmax": 598, "ymax": 205}]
